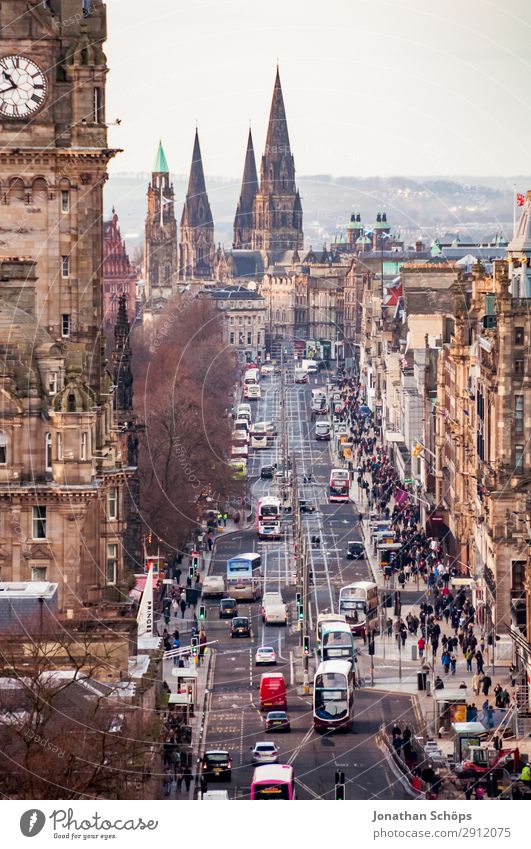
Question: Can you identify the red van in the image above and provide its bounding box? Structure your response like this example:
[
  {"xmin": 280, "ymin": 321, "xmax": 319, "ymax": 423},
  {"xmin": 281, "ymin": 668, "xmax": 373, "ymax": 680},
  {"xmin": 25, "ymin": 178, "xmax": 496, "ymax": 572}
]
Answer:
[{"xmin": 259, "ymin": 673, "xmax": 287, "ymax": 711}]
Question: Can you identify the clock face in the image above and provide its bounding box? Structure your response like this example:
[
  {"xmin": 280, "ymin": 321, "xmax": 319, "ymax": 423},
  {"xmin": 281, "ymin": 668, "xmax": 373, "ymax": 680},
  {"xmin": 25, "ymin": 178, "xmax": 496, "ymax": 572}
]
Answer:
[{"xmin": 0, "ymin": 55, "xmax": 47, "ymax": 119}]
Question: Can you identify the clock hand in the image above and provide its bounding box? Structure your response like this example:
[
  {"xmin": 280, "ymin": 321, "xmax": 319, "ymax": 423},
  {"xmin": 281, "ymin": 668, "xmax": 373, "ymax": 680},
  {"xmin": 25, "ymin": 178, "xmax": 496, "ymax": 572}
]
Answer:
[{"xmin": 2, "ymin": 71, "xmax": 15, "ymax": 86}]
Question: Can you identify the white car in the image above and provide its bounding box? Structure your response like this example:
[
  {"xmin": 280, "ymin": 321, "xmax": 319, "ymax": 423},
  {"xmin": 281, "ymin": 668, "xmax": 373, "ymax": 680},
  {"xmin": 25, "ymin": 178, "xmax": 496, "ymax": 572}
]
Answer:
[
  {"xmin": 255, "ymin": 645, "xmax": 277, "ymax": 665},
  {"xmin": 251, "ymin": 742, "xmax": 280, "ymax": 764}
]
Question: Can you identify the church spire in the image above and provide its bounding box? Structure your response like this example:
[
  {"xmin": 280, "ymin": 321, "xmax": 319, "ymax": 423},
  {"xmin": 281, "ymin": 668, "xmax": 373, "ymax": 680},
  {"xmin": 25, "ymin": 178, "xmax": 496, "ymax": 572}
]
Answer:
[
  {"xmin": 179, "ymin": 129, "xmax": 214, "ymax": 280},
  {"xmin": 233, "ymin": 128, "xmax": 259, "ymax": 249},
  {"xmin": 260, "ymin": 66, "xmax": 295, "ymax": 194},
  {"xmin": 153, "ymin": 140, "xmax": 169, "ymax": 175}
]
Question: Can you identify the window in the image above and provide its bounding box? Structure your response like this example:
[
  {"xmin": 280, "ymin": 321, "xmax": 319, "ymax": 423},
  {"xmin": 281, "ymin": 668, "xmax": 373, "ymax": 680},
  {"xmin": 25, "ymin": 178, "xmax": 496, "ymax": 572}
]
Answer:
[
  {"xmin": 247, "ymin": 331, "xmax": 252, "ymax": 345},
  {"xmin": 0, "ymin": 433, "xmax": 6, "ymax": 465},
  {"xmin": 229, "ymin": 316, "xmax": 234, "ymax": 325},
  {"xmin": 93, "ymin": 86, "xmax": 103, "ymax": 123},
  {"xmin": 61, "ymin": 190, "xmax": 70, "ymax": 213},
  {"xmin": 32, "ymin": 506, "xmax": 47, "ymax": 540},
  {"xmin": 61, "ymin": 314, "xmax": 71, "ymax": 338},
  {"xmin": 31, "ymin": 565, "xmax": 47, "ymax": 582},
  {"xmin": 81, "ymin": 431, "xmax": 88, "ymax": 460},
  {"xmin": 515, "ymin": 395, "xmax": 524, "ymax": 434},
  {"xmin": 515, "ymin": 445, "xmax": 524, "ymax": 473},
  {"xmin": 514, "ymin": 327, "xmax": 525, "ymax": 346},
  {"xmin": 106, "ymin": 543, "xmax": 118, "ymax": 584},
  {"xmin": 45, "ymin": 433, "xmax": 52, "ymax": 472},
  {"xmin": 108, "ymin": 487, "xmax": 118, "ymax": 520},
  {"xmin": 257, "ymin": 331, "xmax": 261, "ymax": 345},
  {"xmin": 238, "ymin": 331, "xmax": 244, "ymax": 345},
  {"xmin": 48, "ymin": 372, "xmax": 58, "ymax": 394},
  {"xmin": 515, "ymin": 358, "xmax": 524, "ymax": 377},
  {"xmin": 57, "ymin": 433, "xmax": 63, "ymax": 460},
  {"xmin": 229, "ymin": 331, "xmax": 235, "ymax": 345},
  {"xmin": 61, "ymin": 255, "xmax": 70, "ymax": 278}
]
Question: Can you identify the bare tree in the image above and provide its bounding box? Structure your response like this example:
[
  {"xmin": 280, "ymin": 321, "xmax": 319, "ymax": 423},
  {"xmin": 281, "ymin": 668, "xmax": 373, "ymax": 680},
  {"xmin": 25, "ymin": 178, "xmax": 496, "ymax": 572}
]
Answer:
[{"xmin": 134, "ymin": 297, "xmax": 244, "ymax": 551}]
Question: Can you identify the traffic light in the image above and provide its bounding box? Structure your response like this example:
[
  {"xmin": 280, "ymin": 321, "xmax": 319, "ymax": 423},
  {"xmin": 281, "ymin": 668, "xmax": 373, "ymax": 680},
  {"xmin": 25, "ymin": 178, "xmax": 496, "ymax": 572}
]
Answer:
[
  {"xmin": 189, "ymin": 566, "xmax": 194, "ymax": 579},
  {"xmin": 199, "ymin": 605, "xmax": 206, "ymax": 621},
  {"xmin": 368, "ymin": 631, "xmax": 375, "ymax": 656},
  {"xmin": 191, "ymin": 636, "xmax": 199, "ymax": 657},
  {"xmin": 295, "ymin": 592, "xmax": 301, "ymax": 607},
  {"xmin": 303, "ymin": 636, "xmax": 310, "ymax": 656},
  {"xmin": 298, "ymin": 603, "xmax": 304, "ymax": 622},
  {"xmin": 191, "ymin": 552, "xmax": 199, "ymax": 569}
]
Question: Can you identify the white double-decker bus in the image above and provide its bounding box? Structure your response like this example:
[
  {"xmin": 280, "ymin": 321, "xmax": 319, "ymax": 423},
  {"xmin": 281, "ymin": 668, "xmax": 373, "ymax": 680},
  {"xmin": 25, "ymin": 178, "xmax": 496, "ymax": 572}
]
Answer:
[
  {"xmin": 257, "ymin": 496, "xmax": 282, "ymax": 540},
  {"xmin": 313, "ymin": 660, "xmax": 354, "ymax": 731},
  {"xmin": 339, "ymin": 581, "xmax": 379, "ymax": 636}
]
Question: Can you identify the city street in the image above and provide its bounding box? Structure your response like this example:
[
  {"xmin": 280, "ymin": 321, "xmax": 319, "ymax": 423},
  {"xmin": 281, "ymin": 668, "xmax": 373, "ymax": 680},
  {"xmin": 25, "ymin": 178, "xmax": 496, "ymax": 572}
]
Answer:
[{"xmin": 200, "ymin": 367, "xmax": 419, "ymax": 799}]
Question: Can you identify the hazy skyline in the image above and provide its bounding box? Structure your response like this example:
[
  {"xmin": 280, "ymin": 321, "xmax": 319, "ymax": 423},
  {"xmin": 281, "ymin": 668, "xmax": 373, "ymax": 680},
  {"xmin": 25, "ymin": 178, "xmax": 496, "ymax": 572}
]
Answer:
[{"xmin": 106, "ymin": 0, "xmax": 531, "ymax": 181}]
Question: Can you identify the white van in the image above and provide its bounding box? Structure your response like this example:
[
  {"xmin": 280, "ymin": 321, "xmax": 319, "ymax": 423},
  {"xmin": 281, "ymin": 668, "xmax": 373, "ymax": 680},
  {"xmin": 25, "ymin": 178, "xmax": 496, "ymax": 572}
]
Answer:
[
  {"xmin": 234, "ymin": 418, "xmax": 250, "ymax": 436},
  {"xmin": 245, "ymin": 383, "xmax": 261, "ymax": 400}
]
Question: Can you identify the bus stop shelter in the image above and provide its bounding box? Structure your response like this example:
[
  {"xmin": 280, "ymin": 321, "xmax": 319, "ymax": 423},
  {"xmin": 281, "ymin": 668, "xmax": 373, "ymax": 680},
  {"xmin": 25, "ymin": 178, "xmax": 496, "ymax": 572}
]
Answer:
[
  {"xmin": 171, "ymin": 667, "xmax": 198, "ymax": 705},
  {"xmin": 433, "ymin": 688, "xmax": 468, "ymax": 730}
]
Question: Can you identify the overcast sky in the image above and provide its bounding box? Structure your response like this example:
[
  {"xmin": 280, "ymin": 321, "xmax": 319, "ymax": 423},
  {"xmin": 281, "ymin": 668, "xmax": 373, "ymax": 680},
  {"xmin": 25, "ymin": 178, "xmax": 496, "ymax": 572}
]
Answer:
[{"xmin": 106, "ymin": 0, "xmax": 531, "ymax": 179}]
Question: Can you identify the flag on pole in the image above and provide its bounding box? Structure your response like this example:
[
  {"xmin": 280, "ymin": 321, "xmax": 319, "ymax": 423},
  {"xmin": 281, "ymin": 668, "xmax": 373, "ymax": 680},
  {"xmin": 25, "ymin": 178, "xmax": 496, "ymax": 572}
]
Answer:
[{"xmin": 516, "ymin": 193, "xmax": 525, "ymax": 206}]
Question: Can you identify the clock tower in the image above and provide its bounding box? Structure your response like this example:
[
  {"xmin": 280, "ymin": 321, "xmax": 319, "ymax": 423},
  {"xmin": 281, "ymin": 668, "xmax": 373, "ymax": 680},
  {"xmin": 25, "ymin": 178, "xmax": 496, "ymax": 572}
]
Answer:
[{"xmin": 0, "ymin": 1, "xmax": 133, "ymax": 610}]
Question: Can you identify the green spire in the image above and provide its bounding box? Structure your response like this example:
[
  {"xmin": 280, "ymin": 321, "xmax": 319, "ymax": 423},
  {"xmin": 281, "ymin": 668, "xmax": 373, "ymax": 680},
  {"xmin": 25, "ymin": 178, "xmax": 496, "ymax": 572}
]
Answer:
[{"xmin": 153, "ymin": 140, "xmax": 169, "ymax": 174}]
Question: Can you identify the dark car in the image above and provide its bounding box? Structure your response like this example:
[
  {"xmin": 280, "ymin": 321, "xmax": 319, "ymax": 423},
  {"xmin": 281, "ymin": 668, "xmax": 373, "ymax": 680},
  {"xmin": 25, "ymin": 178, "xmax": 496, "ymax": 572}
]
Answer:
[
  {"xmin": 264, "ymin": 710, "xmax": 291, "ymax": 733},
  {"xmin": 219, "ymin": 597, "xmax": 238, "ymax": 619},
  {"xmin": 231, "ymin": 616, "xmax": 251, "ymax": 638},
  {"xmin": 299, "ymin": 499, "xmax": 316, "ymax": 514},
  {"xmin": 347, "ymin": 540, "xmax": 365, "ymax": 559},
  {"xmin": 260, "ymin": 465, "xmax": 275, "ymax": 479},
  {"xmin": 201, "ymin": 750, "xmax": 232, "ymax": 782}
]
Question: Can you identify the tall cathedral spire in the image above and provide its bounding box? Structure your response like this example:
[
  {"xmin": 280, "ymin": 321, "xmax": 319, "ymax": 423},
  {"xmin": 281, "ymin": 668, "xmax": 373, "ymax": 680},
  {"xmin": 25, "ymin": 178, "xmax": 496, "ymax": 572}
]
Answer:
[
  {"xmin": 179, "ymin": 129, "xmax": 215, "ymax": 280},
  {"xmin": 144, "ymin": 140, "xmax": 178, "ymax": 305},
  {"xmin": 233, "ymin": 128, "xmax": 259, "ymax": 249},
  {"xmin": 250, "ymin": 68, "xmax": 303, "ymax": 254}
]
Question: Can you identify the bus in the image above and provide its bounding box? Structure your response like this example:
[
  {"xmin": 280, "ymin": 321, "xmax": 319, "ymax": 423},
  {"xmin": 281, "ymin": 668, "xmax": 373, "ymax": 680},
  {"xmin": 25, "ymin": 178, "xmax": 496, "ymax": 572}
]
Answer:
[
  {"xmin": 244, "ymin": 383, "xmax": 261, "ymax": 400},
  {"xmin": 250, "ymin": 764, "xmax": 295, "ymax": 800},
  {"xmin": 329, "ymin": 468, "xmax": 350, "ymax": 503},
  {"xmin": 320, "ymin": 621, "xmax": 356, "ymax": 664},
  {"xmin": 315, "ymin": 613, "xmax": 347, "ymax": 653},
  {"xmin": 257, "ymin": 496, "xmax": 282, "ymax": 540},
  {"xmin": 226, "ymin": 552, "xmax": 262, "ymax": 601},
  {"xmin": 339, "ymin": 581, "xmax": 379, "ymax": 635},
  {"xmin": 313, "ymin": 660, "xmax": 354, "ymax": 731}
]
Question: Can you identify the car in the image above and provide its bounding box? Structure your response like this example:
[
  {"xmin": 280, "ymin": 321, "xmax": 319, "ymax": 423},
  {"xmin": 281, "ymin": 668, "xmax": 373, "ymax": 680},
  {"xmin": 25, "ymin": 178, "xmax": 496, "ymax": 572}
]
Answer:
[
  {"xmin": 299, "ymin": 499, "xmax": 316, "ymax": 514},
  {"xmin": 347, "ymin": 541, "xmax": 365, "ymax": 559},
  {"xmin": 231, "ymin": 616, "xmax": 251, "ymax": 638},
  {"xmin": 260, "ymin": 464, "xmax": 275, "ymax": 479},
  {"xmin": 219, "ymin": 597, "xmax": 238, "ymax": 619},
  {"xmin": 250, "ymin": 742, "xmax": 280, "ymax": 764},
  {"xmin": 201, "ymin": 750, "xmax": 232, "ymax": 782},
  {"xmin": 255, "ymin": 646, "xmax": 277, "ymax": 665},
  {"xmin": 264, "ymin": 710, "xmax": 291, "ymax": 732}
]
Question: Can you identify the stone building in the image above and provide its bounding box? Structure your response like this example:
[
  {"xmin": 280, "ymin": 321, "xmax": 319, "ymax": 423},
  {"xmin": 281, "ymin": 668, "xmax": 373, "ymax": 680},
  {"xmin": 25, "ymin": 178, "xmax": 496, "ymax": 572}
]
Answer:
[
  {"xmin": 179, "ymin": 129, "xmax": 215, "ymax": 281},
  {"xmin": 0, "ymin": 1, "xmax": 131, "ymax": 609},
  {"xmin": 433, "ymin": 204, "xmax": 531, "ymax": 685},
  {"xmin": 144, "ymin": 141, "xmax": 179, "ymax": 307},
  {"xmin": 103, "ymin": 208, "xmax": 137, "ymax": 328},
  {"xmin": 197, "ymin": 285, "xmax": 267, "ymax": 364}
]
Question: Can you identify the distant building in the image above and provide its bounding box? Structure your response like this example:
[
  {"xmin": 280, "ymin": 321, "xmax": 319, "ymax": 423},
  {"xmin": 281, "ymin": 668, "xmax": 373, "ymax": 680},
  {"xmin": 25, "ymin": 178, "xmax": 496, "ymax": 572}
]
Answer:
[
  {"xmin": 144, "ymin": 141, "xmax": 179, "ymax": 307},
  {"xmin": 197, "ymin": 285, "xmax": 267, "ymax": 363},
  {"xmin": 103, "ymin": 208, "xmax": 138, "ymax": 328}
]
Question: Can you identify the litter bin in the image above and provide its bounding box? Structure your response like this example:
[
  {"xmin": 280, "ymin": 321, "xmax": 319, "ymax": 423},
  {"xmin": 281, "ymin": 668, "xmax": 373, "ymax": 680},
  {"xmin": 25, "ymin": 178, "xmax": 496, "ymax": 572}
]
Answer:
[
  {"xmin": 417, "ymin": 671, "xmax": 427, "ymax": 691},
  {"xmin": 411, "ymin": 645, "xmax": 417, "ymax": 661}
]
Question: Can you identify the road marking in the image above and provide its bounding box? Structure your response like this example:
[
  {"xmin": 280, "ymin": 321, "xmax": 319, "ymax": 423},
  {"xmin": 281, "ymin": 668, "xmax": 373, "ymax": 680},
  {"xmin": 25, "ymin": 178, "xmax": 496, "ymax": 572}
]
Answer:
[{"xmin": 287, "ymin": 726, "xmax": 314, "ymax": 766}]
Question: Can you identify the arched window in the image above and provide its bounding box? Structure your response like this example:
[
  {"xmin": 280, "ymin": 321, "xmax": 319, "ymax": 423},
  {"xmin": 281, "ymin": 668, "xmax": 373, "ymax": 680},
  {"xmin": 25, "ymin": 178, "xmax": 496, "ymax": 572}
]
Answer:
[
  {"xmin": 0, "ymin": 432, "xmax": 7, "ymax": 465},
  {"xmin": 31, "ymin": 177, "xmax": 48, "ymax": 205},
  {"xmin": 67, "ymin": 393, "xmax": 76, "ymax": 412},
  {"xmin": 7, "ymin": 177, "xmax": 25, "ymax": 204}
]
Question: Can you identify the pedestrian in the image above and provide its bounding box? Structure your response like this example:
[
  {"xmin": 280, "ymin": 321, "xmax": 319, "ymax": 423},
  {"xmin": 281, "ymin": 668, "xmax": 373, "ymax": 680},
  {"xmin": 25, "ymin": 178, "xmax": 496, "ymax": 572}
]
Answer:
[
  {"xmin": 163, "ymin": 765, "xmax": 173, "ymax": 797},
  {"xmin": 180, "ymin": 598, "xmax": 187, "ymax": 619},
  {"xmin": 172, "ymin": 636, "xmax": 181, "ymax": 666},
  {"xmin": 450, "ymin": 654, "xmax": 457, "ymax": 675},
  {"xmin": 386, "ymin": 617, "xmax": 393, "ymax": 638},
  {"xmin": 465, "ymin": 649, "xmax": 473, "ymax": 672},
  {"xmin": 441, "ymin": 651, "xmax": 451, "ymax": 675},
  {"xmin": 434, "ymin": 675, "xmax": 444, "ymax": 690},
  {"xmin": 481, "ymin": 674, "xmax": 492, "ymax": 696},
  {"xmin": 175, "ymin": 568, "xmax": 182, "ymax": 585},
  {"xmin": 475, "ymin": 650, "xmax": 484, "ymax": 674},
  {"xmin": 400, "ymin": 624, "xmax": 407, "ymax": 647},
  {"xmin": 182, "ymin": 764, "xmax": 193, "ymax": 793},
  {"xmin": 472, "ymin": 672, "xmax": 480, "ymax": 696},
  {"xmin": 417, "ymin": 636, "xmax": 425, "ymax": 658},
  {"xmin": 464, "ymin": 781, "xmax": 474, "ymax": 800}
]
